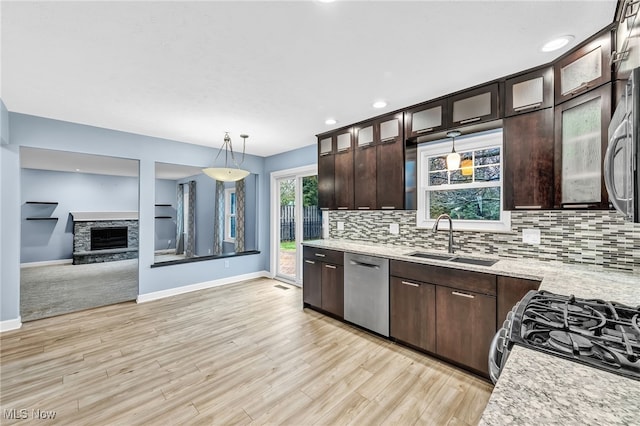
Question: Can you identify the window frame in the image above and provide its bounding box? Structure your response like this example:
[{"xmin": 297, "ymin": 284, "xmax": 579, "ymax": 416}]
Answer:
[
  {"xmin": 416, "ymin": 129, "xmax": 511, "ymax": 232},
  {"xmin": 224, "ymin": 187, "xmax": 236, "ymax": 243}
]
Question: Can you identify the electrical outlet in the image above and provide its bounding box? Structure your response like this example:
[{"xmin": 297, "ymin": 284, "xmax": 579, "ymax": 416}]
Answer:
[
  {"xmin": 224, "ymin": 260, "xmax": 229, "ymax": 268},
  {"xmin": 522, "ymin": 228, "xmax": 541, "ymax": 245},
  {"xmin": 337, "ymin": 221, "xmax": 345, "ymax": 231},
  {"xmin": 389, "ymin": 223, "xmax": 399, "ymax": 235}
]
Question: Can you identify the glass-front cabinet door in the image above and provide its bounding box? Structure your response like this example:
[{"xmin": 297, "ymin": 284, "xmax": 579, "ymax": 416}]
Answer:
[
  {"xmin": 554, "ymin": 30, "xmax": 612, "ymax": 105},
  {"xmin": 404, "ymin": 99, "xmax": 448, "ymax": 139},
  {"xmin": 505, "ymin": 67, "xmax": 554, "ymax": 117},
  {"xmin": 554, "ymin": 84, "xmax": 612, "ymax": 208}
]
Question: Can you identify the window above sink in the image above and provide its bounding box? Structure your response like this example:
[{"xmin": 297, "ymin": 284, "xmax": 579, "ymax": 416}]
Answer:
[{"xmin": 416, "ymin": 129, "xmax": 511, "ymax": 232}]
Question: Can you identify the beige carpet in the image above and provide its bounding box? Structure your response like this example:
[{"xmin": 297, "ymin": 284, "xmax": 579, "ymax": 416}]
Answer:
[{"xmin": 20, "ymin": 259, "xmax": 138, "ymax": 322}]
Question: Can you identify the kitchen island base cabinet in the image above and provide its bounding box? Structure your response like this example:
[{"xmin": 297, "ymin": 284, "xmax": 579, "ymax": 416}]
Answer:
[
  {"xmin": 390, "ymin": 276, "xmax": 436, "ymax": 352},
  {"xmin": 435, "ymin": 286, "xmax": 497, "ymax": 376}
]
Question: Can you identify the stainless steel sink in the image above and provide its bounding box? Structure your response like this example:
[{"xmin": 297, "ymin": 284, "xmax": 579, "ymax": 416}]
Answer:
[{"xmin": 406, "ymin": 252, "xmax": 498, "ymax": 267}]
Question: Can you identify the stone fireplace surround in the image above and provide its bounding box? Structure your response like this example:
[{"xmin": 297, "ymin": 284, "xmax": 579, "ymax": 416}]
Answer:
[{"xmin": 71, "ymin": 212, "xmax": 139, "ymax": 265}]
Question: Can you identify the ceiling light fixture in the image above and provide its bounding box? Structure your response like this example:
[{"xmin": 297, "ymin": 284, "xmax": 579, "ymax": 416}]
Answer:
[
  {"xmin": 202, "ymin": 132, "xmax": 250, "ymax": 182},
  {"xmin": 541, "ymin": 35, "xmax": 574, "ymax": 52},
  {"xmin": 446, "ymin": 131, "xmax": 461, "ymax": 171},
  {"xmin": 325, "ymin": 118, "xmax": 337, "ymax": 125},
  {"xmin": 373, "ymin": 100, "xmax": 387, "ymax": 109}
]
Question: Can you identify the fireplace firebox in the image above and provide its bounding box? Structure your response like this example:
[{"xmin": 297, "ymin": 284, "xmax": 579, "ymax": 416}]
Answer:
[{"xmin": 91, "ymin": 227, "xmax": 128, "ymax": 251}]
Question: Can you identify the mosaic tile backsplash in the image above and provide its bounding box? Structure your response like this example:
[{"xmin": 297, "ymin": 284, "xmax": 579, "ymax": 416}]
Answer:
[{"xmin": 328, "ymin": 210, "xmax": 640, "ymax": 273}]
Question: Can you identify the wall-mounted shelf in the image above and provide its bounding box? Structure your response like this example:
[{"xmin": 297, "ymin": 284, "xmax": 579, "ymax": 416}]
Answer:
[
  {"xmin": 26, "ymin": 217, "xmax": 59, "ymax": 221},
  {"xmin": 26, "ymin": 201, "xmax": 59, "ymax": 205},
  {"xmin": 155, "ymin": 216, "xmax": 173, "ymax": 219}
]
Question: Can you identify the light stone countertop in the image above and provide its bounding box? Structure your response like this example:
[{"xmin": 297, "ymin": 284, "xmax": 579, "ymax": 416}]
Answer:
[{"xmin": 303, "ymin": 239, "xmax": 640, "ymax": 425}]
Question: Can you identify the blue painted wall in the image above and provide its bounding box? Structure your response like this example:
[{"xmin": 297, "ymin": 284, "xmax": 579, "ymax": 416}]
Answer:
[
  {"xmin": 0, "ymin": 99, "xmax": 9, "ymax": 145},
  {"xmin": 20, "ymin": 169, "xmax": 139, "ymax": 263}
]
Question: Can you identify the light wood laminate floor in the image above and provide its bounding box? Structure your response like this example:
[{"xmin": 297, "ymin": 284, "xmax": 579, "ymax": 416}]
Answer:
[{"xmin": 1, "ymin": 278, "xmax": 493, "ymax": 425}]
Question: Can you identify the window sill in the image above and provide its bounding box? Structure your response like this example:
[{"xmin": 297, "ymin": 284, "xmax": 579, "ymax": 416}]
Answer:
[{"xmin": 151, "ymin": 250, "xmax": 260, "ymax": 268}]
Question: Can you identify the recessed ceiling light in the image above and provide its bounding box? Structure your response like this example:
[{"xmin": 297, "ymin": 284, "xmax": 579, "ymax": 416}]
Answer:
[
  {"xmin": 373, "ymin": 100, "xmax": 387, "ymax": 109},
  {"xmin": 325, "ymin": 118, "xmax": 337, "ymax": 125},
  {"xmin": 75, "ymin": 168, "xmax": 81, "ymax": 172},
  {"xmin": 541, "ymin": 35, "xmax": 574, "ymax": 52}
]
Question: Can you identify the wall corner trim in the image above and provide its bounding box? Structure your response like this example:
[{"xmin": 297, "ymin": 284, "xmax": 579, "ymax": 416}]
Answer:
[
  {"xmin": 136, "ymin": 270, "xmax": 271, "ymax": 303},
  {"xmin": 0, "ymin": 317, "xmax": 23, "ymax": 333}
]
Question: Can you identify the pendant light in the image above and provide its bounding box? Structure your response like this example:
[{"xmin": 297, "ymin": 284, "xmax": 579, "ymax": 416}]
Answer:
[
  {"xmin": 446, "ymin": 130, "xmax": 461, "ymax": 171},
  {"xmin": 202, "ymin": 132, "xmax": 250, "ymax": 182}
]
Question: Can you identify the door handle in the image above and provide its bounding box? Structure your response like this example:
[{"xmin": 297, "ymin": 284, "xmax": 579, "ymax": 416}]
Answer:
[
  {"xmin": 452, "ymin": 291, "xmax": 475, "ymax": 299},
  {"xmin": 513, "ymin": 102, "xmax": 542, "ymax": 112},
  {"xmin": 324, "ymin": 264, "xmax": 337, "ymax": 269},
  {"xmin": 416, "ymin": 127, "xmax": 434, "ymax": 134},
  {"xmin": 304, "ymin": 260, "xmax": 315, "ymax": 264},
  {"xmin": 401, "ymin": 281, "xmax": 420, "ymax": 287},
  {"xmin": 349, "ymin": 260, "xmax": 380, "ymax": 269},
  {"xmin": 604, "ymin": 120, "xmax": 631, "ymax": 213},
  {"xmin": 314, "ymin": 253, "xmax": 326, "ymax": 258},
  {"xmin": 459, "ymin": 116, "xmax": 482, "ymax": 124}
]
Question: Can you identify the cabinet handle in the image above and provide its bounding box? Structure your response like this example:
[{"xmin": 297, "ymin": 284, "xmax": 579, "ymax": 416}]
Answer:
[
  {"xmin": 304, "ymin": 260, "xmax": 316, "ymax": 264},
  {"xmin": 314, "ymin": 253, "xmax": 326, "ymax": 258},
  {"xmin": 416, "ymin": 128, "xmax": 434, "ymax": 134},
  {"xmin": 381, "ymin": 206, "xmax": 396, "ymax": 210},
  {"xmin": 401, "ymin": 281, "xmax": 420, "ymax": 287},
  {"xmin": 337, "ymin": 148, "xmax": 350, "ymax": 153},
  {"xmin": 380, "ymin": 137, "xmax": 396, "ymax": 144},
  {"xmin": 324, "ymin": 264, "xmax": 337, "ymax": 269},
  {"xmin": 568, "ymin": 82, "xmax": 590, "ymax": 96},
  {"xmin": 624, "ymin": 0, "xmax": 639, "ymax": 19},
  {"xmin": 452, "ymin": 291, "xmax": 475, "ymax": 299},
  {"xmin": 513, "ymin": 102, "xmax": 542, "ymax": 112},
  {"xmin": 357, "ymin": 206, "xmax": 370, "ymax": 210},
  {"xmin": 337, "ymin": 207, "xmax": 349, "ymax": 210},
  {"xmin": 358, "ymin": 142, "xmax": 374, "ymax": 149},
  {"xmin": 562, "ymin": 203, "xmax": 596, "ymax": 209},
  {"xmin": 514, "ymin": 205, "xmax": 542, "ymax": 209},
  {"xmin": 459, "ymin": 116, "xmax": 482, "ymax": 124},
  {"xmin": 610, "ymin": 49, "xmax": 630, "ymax": 66}
]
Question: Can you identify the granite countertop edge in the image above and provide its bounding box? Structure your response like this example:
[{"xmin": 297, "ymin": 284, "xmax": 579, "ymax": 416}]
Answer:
[{"xmin": 302, "ymin": 239, "xmax": 640, "ymax": 425}]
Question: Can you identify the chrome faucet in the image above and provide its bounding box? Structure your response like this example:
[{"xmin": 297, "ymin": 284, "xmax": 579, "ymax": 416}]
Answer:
[{"xmin": 432, "ymin": 214, "xmax": 455, "ymax": 253}]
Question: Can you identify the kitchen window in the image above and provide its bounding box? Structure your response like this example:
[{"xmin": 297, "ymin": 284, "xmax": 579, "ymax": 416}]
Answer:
[
  {"xmin": 417, "ymin": 129, "xmax": 511, "ymax": 232},
  {"xmin": 225, "ymin": 188, "xmax": 236, "ymax": 242}
]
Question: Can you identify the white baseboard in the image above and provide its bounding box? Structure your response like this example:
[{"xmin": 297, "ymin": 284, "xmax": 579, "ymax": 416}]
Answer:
[
  {"xmin": 21, "ymin": 259, "xmax": 73, "ymax": 268},
  {"xmin": 0, "ymin": 317, "xmax": 22, "ymax": 332},
  {"xmin": 136, "ymin": 270, "xmax": 271, "ymax": 303}
]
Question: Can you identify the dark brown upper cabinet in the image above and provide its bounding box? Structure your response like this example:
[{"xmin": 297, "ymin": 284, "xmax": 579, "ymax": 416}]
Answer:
[
  {"xmin": 613, "ymin": 0, "xmax": 640, "ymax": 81},
  {"xmin": 505, "ymin": 67, "xmax": 554, "ymax": 117},
  {"xmin": 448, "ymin": 83, "xmax": 501, "ymax": 128},
  {"xmin": 317, "ymin": 128, "xmax": 354, "ymax": 210},
  {"xmin": 503, "ymin": 108, "xmax": 555, "ymax": 210},
  {"xmin": 554, "ymin": 30, "xmax": 612, "ymax": 105},
  {"xmin": 354, "ymin": 112, "xmax": 404, "ymax": 210},
  {"xmin": 404, "ymin": 99, "xmax": 448, "ymax": 139},
  {"xmin": 554, "ymin": 83, "xmax": 612, "ymax": 209}
]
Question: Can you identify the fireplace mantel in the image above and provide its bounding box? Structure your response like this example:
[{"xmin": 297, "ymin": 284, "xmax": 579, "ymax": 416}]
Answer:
[{"xmin": 71, "ymin": 211, "xmax": 138, "ymax": 222}]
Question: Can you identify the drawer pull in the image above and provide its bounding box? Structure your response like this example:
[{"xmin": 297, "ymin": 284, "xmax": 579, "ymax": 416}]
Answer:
[
  {"xmin": 357, "ymin": 206, "xmax": 371, "ymax": 210},
  {"xmin": 401, "ymin": 281, "xmax": 420, "ymax": 287},
  {"xmin": 416, "ymin": 128, "xmax": 434, "ymax": 134},
  {"xmin": 314, "ymin": 253, "xmax": 326, "ymax": 258},
  {"xmin": 338, "ymin": 207, "xmax": 349, "ymax": 210},
  {"xmin": 381, "ymin": 206, "xmax": 396, "ymax": 210},
  {"xmin": 513, "ymin": 102, "xmax": 542, "ymax": 112},
  {"xmin": 304, "ymin": 260, "xmax": 315, "ymax": 265},
  {"xmin": 452, "ymin": 291, "xmax": 475, "ymax": 299},
  {"xmin": 325, "ymin": 264, "xmax": 337, "ymax": 269},
  {"xmin": 515, "ymin": 205, "xmax": 542, "ymax": 209},
  {"xmin": 459, "ymin": 116, "xmax": 482, "ymax": 124}
]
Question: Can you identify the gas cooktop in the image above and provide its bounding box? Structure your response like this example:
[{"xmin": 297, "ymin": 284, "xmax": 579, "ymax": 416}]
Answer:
[{"xmin": 508, "ymin": 290, "xmax": 640, "ymax": 381}]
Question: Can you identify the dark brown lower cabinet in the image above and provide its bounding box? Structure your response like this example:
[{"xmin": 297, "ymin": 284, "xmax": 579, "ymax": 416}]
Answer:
[
  {"xmin": 435, "ymin": 285, "xmax": 497, "ymax": 376},
  {"xmin": 302, "ymin": 259, "xmax": 322, "ymax": 308},
  {"xmin": 390, "ymin": 276, "xmax": 436, "ymax": 352},
  {"xmin": 497, "ymin": 276, "xmax": 541, "ymax": 325},
  {"xmin": 321, "ymin": 263, "xmax": 344, "ymax": 317}
]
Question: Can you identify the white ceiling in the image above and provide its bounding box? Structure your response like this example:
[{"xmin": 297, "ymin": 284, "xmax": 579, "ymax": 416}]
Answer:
[{"xmin": 2, "ymin": 1, "xmax": 617, "ymax": 158}]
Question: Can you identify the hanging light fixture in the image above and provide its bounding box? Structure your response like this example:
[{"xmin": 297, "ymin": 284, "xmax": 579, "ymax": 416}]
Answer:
[
  {"xmin": 202, "ymin": 132, "xmax": 250, "ymax": 182},
  {"xmin": 446, "ymin": 130, "xmax": 461, "ymax": 171}
]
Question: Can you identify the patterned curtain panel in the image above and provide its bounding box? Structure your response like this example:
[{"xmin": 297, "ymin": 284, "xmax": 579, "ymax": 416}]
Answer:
[
  {"xmin": 235, "ymin": 178, "xmax": 246, "ymax": 252},
  {"xmin": 176, "ymin": 183, "xmax": 185, "ymax": 254},
  {"xmin": 213, "ymin": 181, "xmax": 225, "ymax": 255},
  {"xmin": 186, "ymin": 180, "xmax": 196, "ymax": 258}
]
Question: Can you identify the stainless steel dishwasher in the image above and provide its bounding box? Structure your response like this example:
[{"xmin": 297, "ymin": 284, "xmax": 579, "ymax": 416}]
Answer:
[{"xmin": 343, "ymin": 252, "xmax": 390, "ymax": 337}]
